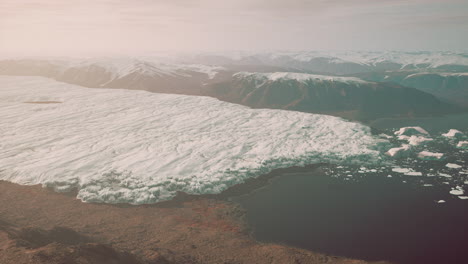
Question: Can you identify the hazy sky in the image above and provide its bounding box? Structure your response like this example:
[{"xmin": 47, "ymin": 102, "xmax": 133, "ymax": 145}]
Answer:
[{"xmin": 1, "ymin": 0, "xmax": 467, "ymax": 56}]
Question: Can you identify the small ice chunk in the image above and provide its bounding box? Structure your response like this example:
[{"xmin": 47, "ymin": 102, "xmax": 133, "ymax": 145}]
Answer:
[
  {"xmin": 387, "ymin": 175, "xmax": 392, "ymax": 178},
  {"xmin": 442, "ymin": 129, "xmax": 464, "ymax": 139},
  {"xmin": 423, "ymin": 184, "xmax": 433, "ymax": 187},
  {"xmin": 446, "ymin": 163, "xmax": 462, "ymax": 169},
  {"xmin": 436, "ymin": 200, "xmax": 446, "ymax": 204},
  {"xmin": 395, "ymin": 127, "xmax": 429, "ymax": 136},
  {"xmin": 459, "ymin": 196, "xmax": 468, "ymax": 200},
  {"xmin": 417, "ymin": 151, "xmax": 444, "ymax": 161}
]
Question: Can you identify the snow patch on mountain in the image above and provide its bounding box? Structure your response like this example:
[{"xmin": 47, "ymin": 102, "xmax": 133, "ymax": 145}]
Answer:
[
  {"xmin": 190, "ymin": 51, "xmax": 468, "ymax": 68},
  {"xmin": 233, "ymin": 72, "xmax": 369, "ymax": 85}
]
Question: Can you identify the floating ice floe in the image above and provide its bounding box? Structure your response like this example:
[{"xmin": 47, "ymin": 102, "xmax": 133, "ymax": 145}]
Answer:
[
  {"xmin": 459, "ymin": 196, "xmax": 468, "ymax": 200},
  {"xmin": 436, "ymin": 200, "xmax": 446, "ymax": 204},
  {"xmin": 442, "ymin": 129, "xmax": 465, "ymax": 139},
  {"xmin": 397, "ymin": 135, "xmax": 433, "ymax": 146},
  {"xmin": 446, "ymin": 163, "xmax": 462, "ymax": 169},
  {"xmin": 391, "ymin": 167, "xmax": 422, "ymax": 176},
  {"xmin": 407, "ymin": 136, "xmax": 433, "ymax": 146},
  {"xmin": 392, "ymin": 167, "xmax": 413, "ymax": 174},
  {"xmin": 0, "ymin": 76, "xmax": 388, "ymax": 204},
  {"xmin": 405, "ymin": 171, "xmax": 423, "ymax": 176},
  {"xmin": 449, "ymin": 186, "xmax": 464, "ymax": 196},
  {"xmin": 439, "ymin": 173, "xmax": 452, "ymax": 178},
  {"xmin": 386, "ymin": 144, "xmax": 412, "ymax": 158},
  {"xmin": 457, "ymin": 141, "xmax": 468, "ymax": 149},
  {"xmin": 394, "ymin": 127, "xmax": 429, "ymax": 137},
  {"xmin": 379, "ymin": 134, "xmax": 393, "ymax": 139},
  {"xmin": 417, "ymin": 151, "xmax": 444, "ymax": 161}
]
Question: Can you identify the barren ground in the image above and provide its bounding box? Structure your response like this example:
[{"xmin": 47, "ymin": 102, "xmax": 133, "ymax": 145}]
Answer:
[{"xmin": 0, "ymin": 180, "xmax": 391, "ymax": 264}]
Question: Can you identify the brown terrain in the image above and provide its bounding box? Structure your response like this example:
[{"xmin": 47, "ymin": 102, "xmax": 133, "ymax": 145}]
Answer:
[{"xmin": 0, "ymin": 180, "xmax": 392, "ymax": 264}]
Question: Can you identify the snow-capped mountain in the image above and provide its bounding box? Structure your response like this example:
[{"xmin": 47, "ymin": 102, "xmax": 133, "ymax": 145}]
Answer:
[
  {"xmin": 206, "ymin": 72, "xmax": 456, "ymax": 121},
  {"xmin": 355, "ymin": 71, "xmax": 468, "ymax": 107},
  {"xmin": 181, "ymin": 51, "xmax": 468, "ymax": 75},
  {"xmin": 0, "ymin": 53, "xmax": 463, "ymax": 120},
  {"xmin": 0, "ymin": 58, "xmax": 228, "ymax": 95}
]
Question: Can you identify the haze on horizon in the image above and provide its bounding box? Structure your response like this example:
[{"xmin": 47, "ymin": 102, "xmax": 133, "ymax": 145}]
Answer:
[{"xmin": 1, "ymin": 0, "xmax": 467, "ymax": 57}]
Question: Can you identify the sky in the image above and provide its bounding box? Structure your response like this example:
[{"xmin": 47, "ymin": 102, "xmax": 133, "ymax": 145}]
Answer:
[{"xmin": 1, "ymin": 0, "xmax": 467, "ymax": 56}]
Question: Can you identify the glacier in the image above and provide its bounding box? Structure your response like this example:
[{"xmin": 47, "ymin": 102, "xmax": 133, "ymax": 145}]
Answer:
[{"xmin": 0, "ymin": 76, "xmax": 387, "ymax": 204}]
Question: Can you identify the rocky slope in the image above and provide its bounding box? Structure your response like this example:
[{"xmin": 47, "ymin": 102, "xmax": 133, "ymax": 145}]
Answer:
[
  {"xmin": 355, "ymin": 71, "xmax": 468, "ymax": 107},
  {"xmin": 206, "ymin": 72, "xmax": 457, "ymax": 121}
]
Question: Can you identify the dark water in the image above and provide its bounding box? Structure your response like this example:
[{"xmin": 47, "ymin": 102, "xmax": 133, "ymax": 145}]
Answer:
[
  {"xmin": 233, "ymin": 170, "xmax": 468, "ymax": 264},
  {"xmin": 369, "ymin": 113, "xmax": 468, "ymax": 134},
  {"xmin": 232, "ymin": 113, "xmax": 468, "ymax": 264}
]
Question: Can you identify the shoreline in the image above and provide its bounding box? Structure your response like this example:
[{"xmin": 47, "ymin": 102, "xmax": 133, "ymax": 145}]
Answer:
[
  {"xmin": 0, "ymin": 164, "xmax": 390, "ymax": 264},
  {"xmin": 153, "ymin": 163, "xmax": 326, "ymax": 208}
]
